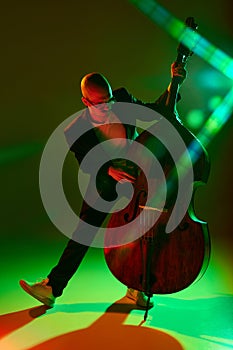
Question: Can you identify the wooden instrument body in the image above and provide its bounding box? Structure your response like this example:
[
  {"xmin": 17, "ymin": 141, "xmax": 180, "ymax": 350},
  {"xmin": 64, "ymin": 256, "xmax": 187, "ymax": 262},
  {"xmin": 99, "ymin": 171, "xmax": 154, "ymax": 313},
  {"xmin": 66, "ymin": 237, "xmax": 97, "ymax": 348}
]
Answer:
[
  {"xmin": 105, "ymin": 211, "xmax": 210, "ymax": 294},
  {"xmin": 104, "ymin": 118, "xmax": 210, "ymax": 294}
]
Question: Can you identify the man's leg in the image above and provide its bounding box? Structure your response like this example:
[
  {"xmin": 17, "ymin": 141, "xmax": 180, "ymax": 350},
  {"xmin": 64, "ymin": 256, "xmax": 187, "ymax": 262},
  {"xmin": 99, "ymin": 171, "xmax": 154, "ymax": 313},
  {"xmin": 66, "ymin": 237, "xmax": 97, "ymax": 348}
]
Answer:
[
  {"xmin": 20, "ymin": 190, "xmax": 107, "ymax": 306},
  {"xmin": 46, "ymin": 239, "xmax": 89, "ymax": 297}
]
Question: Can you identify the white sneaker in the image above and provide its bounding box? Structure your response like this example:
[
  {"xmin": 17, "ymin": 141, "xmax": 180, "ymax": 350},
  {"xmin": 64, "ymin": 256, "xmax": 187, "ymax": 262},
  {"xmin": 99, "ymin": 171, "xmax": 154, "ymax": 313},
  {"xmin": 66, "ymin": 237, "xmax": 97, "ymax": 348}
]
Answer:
[
  {"xmin": 126, "ymin": 288, "xmax": 154, "ymax": 309},
  {"xmin": 19, "ymin": 278, "xmax": 55, "ymax": 307}
]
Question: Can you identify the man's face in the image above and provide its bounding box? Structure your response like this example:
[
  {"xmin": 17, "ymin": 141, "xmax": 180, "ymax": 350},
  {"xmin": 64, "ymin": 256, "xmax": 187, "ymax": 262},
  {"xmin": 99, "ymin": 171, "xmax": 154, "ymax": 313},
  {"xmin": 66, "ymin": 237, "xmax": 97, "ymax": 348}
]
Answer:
[{"xmin": 82, "ymin": 85, "xmax": 116, "ymax": 122}]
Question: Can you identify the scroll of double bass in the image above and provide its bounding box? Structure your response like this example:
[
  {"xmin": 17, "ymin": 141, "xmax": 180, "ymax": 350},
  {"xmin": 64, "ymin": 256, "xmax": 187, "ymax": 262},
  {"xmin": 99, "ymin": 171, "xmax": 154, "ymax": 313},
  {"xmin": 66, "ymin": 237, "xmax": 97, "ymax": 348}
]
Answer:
[{"xmin": 104, "ymin": 18, "xmax": 211, "ymax": 299}]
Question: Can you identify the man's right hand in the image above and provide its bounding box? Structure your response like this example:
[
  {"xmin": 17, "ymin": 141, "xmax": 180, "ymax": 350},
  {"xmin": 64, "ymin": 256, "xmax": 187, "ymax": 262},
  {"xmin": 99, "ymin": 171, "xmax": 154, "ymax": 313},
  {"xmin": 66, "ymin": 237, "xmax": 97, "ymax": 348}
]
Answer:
[{"xmin": 108, "ymin": 166, "xmax": 136, "ymax": 183}]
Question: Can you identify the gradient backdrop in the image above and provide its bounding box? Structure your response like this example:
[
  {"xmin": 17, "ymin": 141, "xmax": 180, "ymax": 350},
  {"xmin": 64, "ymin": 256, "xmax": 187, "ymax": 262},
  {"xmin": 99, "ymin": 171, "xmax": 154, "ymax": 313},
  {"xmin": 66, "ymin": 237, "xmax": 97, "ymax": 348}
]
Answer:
[{"xmin": 0, "ymin": 0, "xmax": 233, "ymax": 349}]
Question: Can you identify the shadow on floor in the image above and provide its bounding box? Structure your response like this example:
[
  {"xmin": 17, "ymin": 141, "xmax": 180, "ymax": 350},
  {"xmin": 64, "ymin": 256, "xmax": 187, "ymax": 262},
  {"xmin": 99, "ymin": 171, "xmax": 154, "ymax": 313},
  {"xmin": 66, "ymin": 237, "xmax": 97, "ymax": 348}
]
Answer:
[{"xmin": 0, "ymin": 297, "xmax": 184, "ymax": 350}]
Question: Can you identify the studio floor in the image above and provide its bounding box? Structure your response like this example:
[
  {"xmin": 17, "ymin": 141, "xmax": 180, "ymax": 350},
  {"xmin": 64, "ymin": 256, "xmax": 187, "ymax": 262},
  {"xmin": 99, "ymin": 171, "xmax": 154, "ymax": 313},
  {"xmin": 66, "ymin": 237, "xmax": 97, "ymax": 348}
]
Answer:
[{"xmin": 0, "ymin": 230, "xmax": 232, "ymax": 350}]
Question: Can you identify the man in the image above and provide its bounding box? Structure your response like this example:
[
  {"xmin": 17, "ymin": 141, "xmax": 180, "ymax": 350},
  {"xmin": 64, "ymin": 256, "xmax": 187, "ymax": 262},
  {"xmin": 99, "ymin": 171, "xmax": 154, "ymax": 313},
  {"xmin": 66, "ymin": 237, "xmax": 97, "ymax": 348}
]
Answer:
[{"xmin": 20, "ymin": 62, "xmax": 186, "ymax": 309}]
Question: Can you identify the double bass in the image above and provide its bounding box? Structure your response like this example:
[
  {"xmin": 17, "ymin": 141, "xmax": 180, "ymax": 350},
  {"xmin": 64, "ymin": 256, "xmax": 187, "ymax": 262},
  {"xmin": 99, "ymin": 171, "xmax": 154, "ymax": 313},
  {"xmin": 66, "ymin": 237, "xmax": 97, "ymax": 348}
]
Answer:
[{"xmin": 104, "ymin": 18, "xmax": 211, "ymax": 314}]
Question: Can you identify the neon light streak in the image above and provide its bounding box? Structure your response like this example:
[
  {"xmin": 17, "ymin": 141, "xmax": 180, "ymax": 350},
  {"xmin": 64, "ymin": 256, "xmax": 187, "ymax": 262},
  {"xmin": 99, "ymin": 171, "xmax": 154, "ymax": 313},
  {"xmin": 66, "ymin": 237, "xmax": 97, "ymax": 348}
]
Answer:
[
  {"xmin": 129, "ymin": 0, "xmax": 233, "ymax": 146},
  {"xmin": 130, "ymin": 0, "xmax": 233, "ymax": 80},
  {"xmin": 188, "ymin": 86, "xmax": 233, "ymax": 165},
  {"xmin": 197, "ymin": 86, "xmax": 233, "ymax": 146}
]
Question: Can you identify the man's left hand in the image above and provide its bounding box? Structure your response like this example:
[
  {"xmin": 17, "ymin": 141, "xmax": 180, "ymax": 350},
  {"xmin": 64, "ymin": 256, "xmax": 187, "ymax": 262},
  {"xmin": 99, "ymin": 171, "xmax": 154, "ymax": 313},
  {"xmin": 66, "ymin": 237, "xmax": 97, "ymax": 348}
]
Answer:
[{"xmin": 171, "ymin": 62, "xmax": 187, "ymax": 84}]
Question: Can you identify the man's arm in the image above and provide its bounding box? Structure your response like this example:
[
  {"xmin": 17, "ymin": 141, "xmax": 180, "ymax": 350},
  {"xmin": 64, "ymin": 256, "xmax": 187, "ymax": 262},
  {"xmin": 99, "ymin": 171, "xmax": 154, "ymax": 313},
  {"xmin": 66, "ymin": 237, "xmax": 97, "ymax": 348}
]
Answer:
[{"xmin": 113, "ymin": 62, "xmax": 186, "ymax": 121}]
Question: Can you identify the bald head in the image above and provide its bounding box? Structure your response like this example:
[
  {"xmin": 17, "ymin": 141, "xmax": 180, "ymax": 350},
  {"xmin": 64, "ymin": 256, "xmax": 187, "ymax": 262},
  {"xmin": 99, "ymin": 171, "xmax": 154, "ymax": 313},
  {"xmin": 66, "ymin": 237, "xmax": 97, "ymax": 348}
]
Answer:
[{"xmin": 81, "ymin": 72, "xmax": 113, "ymax": 105}]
